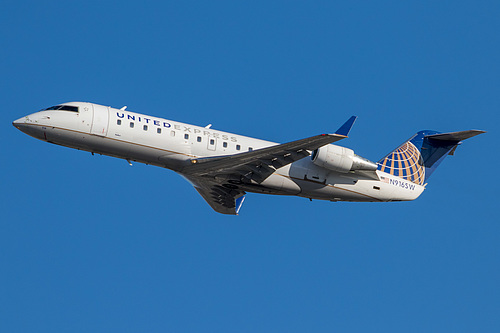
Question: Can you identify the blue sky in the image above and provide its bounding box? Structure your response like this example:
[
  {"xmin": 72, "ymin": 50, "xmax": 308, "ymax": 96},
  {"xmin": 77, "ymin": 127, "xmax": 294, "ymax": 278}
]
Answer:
[{"xmin": 1, "ymin": 1, "xmax": 499, "ymax": 332}]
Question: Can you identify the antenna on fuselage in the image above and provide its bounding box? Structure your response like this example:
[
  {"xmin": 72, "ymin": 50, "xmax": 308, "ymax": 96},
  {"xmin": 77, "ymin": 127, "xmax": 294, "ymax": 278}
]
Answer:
[
  {"xmin": 120, "ymin": 106, "xmax": 127, "ymax": 110},
  {"xmin": 205, "ymin": 124, "xmax": 212, "ymax": 129}
]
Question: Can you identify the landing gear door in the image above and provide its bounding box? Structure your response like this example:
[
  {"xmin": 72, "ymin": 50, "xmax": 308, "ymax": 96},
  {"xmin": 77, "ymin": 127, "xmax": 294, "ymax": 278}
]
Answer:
[{"xmin": 91, "ymin": 104, "xmax": 109, "ymax": 136}]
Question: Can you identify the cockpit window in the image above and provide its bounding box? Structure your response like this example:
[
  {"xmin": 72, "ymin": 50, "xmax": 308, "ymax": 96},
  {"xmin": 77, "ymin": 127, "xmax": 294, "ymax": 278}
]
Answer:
[{"xmin": 42, "ymin": 105, "xmax": 79, "ymax": 112}]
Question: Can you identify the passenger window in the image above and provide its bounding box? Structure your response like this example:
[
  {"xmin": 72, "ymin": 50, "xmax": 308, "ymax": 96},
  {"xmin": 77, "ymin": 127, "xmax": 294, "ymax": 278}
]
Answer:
[
  {"xmin": 197, "ymin": 136, "xmax": 202, "ymax": 142},
  {"xmin": 157, "ymin": 128, "xmax": 161, "ymax": 134},
  {"xmin": 184, "ymin": 134, "xmax": 189, "ymax": 140},
  {"xmin": 117, "ymin": 119, "xmax": 121, "ymax": 125},
  {"xmin": 223, "ymin": 142, "xmax": 228, "ymax": 148},
  {"xmin": 236, "ymin": 145, "xmax": 241, "ymax": 151},
  {"xmin": 143, "ymin": 125, "xmax": 148, "ymax": 131},
  {"xmin": 210, "ymin": 139, "xmax": 215, "ymax": 145},
  {"xmin": 248, "ymin": 147, "xmax": 253, "ymax": 151},
  {"xmin": 130, "ymin": 122, "xmax": 134, "ymax": 128}
]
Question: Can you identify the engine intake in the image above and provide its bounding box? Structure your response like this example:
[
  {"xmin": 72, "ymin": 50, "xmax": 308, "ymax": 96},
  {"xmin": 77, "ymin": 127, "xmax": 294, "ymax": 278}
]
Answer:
[{"xmin": 311, "ymin": 145, "xmax": 378, "ymax": 173}]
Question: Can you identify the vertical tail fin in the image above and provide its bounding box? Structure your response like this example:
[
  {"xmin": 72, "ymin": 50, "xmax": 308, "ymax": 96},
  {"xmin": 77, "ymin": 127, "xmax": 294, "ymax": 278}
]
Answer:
[{"xmin": 378, "ymin": 130, "xmax": 485, "ymax": 185}]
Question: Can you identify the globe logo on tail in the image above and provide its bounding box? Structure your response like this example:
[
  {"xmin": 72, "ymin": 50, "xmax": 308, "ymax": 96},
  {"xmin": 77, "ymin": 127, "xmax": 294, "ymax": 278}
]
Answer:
[{"xmin": 378, "ymin": 141, "xmax": 425, "ymax": 185}]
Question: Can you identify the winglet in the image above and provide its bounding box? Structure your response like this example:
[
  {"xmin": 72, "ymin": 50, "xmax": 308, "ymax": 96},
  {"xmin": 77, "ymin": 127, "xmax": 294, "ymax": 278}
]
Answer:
[
  {"xmin": 235, "ymin": 195, "xmax": 246, "ymax": 215},
  {"xmin": 335, "ymin": 116, "xmax": 357, "ymax": 137}
]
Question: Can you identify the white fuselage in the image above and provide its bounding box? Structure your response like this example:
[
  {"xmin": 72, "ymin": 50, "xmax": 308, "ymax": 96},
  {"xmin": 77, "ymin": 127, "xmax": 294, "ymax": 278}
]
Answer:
[{"xmin": 13, "ymin": 102, "xmax": 425, "ymax": 203}]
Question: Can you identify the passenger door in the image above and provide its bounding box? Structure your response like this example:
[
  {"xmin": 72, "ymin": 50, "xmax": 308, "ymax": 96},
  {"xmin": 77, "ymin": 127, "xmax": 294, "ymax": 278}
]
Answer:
[{"xmin": 91, "ymin": 104, "xmax": 109, "ymax": 136}]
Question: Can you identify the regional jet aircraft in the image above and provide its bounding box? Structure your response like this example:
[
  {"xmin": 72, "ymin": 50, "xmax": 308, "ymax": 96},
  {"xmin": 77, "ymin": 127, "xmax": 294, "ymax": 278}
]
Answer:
[{"xmin": 13, "ymin": 102, "xmax": 484, "ymax": 215}]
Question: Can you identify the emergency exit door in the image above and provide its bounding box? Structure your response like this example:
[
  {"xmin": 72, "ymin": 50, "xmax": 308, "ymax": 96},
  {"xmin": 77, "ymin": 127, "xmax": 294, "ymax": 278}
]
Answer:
[{"xmin": 207, "ymin": 137, "xmax": 217, "ymax": 151}]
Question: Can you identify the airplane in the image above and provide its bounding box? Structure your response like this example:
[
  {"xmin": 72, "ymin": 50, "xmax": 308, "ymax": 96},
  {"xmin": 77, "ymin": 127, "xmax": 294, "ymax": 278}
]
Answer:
[{"xmin": 13, "ymin": 102, "xmax": 485, "ymax": 215}]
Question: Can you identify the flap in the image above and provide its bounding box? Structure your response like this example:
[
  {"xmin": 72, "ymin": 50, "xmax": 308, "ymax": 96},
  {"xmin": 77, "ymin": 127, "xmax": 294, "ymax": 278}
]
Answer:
[{"xmin": 187, "ymin": 177, "xmax": 246, "ymax": 215}]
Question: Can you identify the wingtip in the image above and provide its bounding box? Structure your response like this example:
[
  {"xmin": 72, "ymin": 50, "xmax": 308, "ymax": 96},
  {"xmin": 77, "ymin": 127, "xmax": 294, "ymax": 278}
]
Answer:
[{"xmin": 334, "ymin": 116, "xmax": 357, "ymax": 137}]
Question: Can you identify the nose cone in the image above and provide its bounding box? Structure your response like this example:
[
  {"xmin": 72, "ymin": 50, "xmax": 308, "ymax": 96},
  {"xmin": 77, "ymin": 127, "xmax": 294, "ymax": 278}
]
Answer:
[
  {"xmin": 13, "ymin": 111, "xmax": 53, "ymax": 141},
  {"xmin": 13, "ymin": 114, "xmax": 42, "ymax": 139},
  {"xmin": 13, "ymin": 116, "xmax": 28, "ymax": 131}
]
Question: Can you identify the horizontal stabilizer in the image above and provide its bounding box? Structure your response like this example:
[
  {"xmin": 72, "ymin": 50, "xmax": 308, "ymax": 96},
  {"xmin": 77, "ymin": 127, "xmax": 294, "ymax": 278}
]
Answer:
[{"xmin": 425, "ymin": 130, "xmax": 486, "ymax": 142}]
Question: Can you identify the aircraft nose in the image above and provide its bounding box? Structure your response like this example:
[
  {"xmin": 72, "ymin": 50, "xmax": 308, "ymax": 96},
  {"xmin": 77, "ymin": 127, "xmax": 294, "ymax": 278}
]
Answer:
[
  {"xmin": 13, "ymin": 113, "xmax": 46, "ymax": 139},
  {"xmin": 12, "ymin": 116, "xmax": 27, "ymax": 129},
  {"xmin": 13, "ymin": 115, "xmax": 36, "ymax": 135}
]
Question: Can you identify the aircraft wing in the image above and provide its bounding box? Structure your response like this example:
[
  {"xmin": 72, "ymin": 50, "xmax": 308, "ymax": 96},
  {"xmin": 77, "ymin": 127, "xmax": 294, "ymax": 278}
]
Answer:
[
  {"xmin": 180, "ymin": 116, "xmax": 356, "ymax": 184},
  {"xmin": 186, "ymin": 177, "xmax": 246, "ymax": 215}
]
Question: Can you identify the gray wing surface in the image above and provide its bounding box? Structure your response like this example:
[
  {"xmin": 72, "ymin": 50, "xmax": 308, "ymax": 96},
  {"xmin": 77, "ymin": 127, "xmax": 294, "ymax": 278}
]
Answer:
[
  {"xmin": 181, "ymin": 133, "xmax": 349, "ymax": 183},
  {"xmin": 187, "ymin": 177, "xmax": 246, "ymax": 215},
  {"xmin": 182, "ymin": 116, "xmax": 357, "ymax": 214}
]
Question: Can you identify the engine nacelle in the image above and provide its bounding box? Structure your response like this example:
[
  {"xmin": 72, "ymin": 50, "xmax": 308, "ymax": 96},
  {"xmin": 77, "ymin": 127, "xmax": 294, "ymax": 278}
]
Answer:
[{"xmin": 311, "ymin": 145, "xmax": 378, "ymax": 173}]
